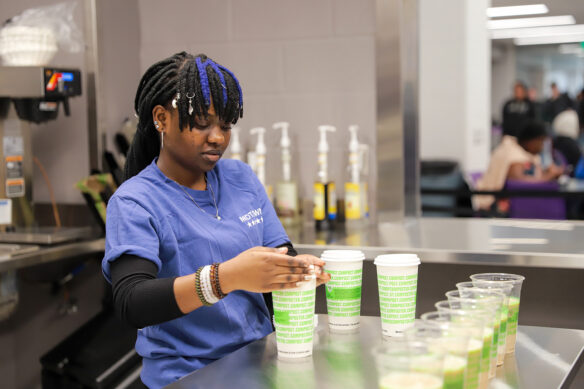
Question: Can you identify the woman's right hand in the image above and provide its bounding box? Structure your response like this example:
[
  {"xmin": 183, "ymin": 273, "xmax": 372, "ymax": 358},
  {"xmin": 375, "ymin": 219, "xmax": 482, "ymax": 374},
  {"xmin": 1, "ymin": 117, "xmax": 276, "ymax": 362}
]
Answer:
[{"xmin": 219, "ymin": 246, "xmax": 315, "ymax": 294}]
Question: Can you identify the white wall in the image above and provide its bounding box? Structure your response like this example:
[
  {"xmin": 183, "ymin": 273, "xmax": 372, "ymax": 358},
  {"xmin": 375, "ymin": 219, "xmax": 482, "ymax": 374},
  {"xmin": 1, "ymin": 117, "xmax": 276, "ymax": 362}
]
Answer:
[
  {"xmin": 419, "ymin": 0, "xmax": 491, "ymax": 173},
  {"xmin": 137, "ymin": 0, "xmax": 377, "ymax": 209}
]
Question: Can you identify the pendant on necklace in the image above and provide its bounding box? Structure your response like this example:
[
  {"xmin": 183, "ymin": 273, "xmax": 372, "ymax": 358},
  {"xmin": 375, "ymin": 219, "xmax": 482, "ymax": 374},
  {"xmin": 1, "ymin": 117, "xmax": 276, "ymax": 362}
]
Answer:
[{"xmin": 217, "ymin": 216, "xmax": 221, "ymax": 221}]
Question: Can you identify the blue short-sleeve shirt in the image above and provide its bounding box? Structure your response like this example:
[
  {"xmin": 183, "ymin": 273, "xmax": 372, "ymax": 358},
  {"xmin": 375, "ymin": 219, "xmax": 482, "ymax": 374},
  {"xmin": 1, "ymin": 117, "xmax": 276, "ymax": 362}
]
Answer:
[{"xmin": 102, "ymin": 158, "xmax": 289, "ymax": 388}]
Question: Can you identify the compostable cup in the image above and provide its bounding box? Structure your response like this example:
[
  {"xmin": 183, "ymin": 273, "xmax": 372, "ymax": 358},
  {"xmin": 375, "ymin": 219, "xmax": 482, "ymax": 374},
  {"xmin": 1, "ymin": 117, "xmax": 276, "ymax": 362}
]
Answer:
[
  {"xmin": 421, "ymin": 311, "xmax": 485, "ymax": 389},
  {"xmin": 446, "ymin": 290, "xmax": 503, "ymax": 379},
  {"xmin": 272, "ymin": 277, "xmax": 316, "ymax": 359},
  {"xmin": 404, "ymin": 323, "xmax": 469, "ymax": 389},
  {"xmin": 374, "ymin": 254, "xmax": 421, "ymax": 337},
  {"xmin": 458, "ymin": 281, "xmax": 512, "ymax": 366},
  {"xmin": 470, "ymin": 273, "xmax": 525, "ymax": 354},
  {"xmin": 374, "ymin": 340, "xmax": 445, "ymax": 389},
  {"xmin": 321, "ymin": 250, "xmax": 365, "ymax": 331}
]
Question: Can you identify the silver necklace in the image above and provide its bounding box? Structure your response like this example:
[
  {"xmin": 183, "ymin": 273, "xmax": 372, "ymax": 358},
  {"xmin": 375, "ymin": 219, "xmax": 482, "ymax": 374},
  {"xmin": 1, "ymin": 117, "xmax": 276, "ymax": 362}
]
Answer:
[{"xmin": 179, "ymin": 177, "xmax": 221, "ymax": 220}]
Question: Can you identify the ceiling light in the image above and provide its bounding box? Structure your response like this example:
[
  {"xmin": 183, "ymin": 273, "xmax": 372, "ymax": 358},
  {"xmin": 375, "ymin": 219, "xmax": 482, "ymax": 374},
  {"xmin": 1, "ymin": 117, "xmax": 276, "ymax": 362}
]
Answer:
[
  {"xmin": 515, "ymin": 34, "xmax": 584, "ymax": 45},
  {"xmin": 487, "ymin": 4, "xmax": 548, "ymax": 18},
  {"xmin": 488, "ymin": 15, "xmax": 575, "ymax": 30},
  {"xmin": 491, "ymin": 24, "xmax": 584, "ymax": 40}
]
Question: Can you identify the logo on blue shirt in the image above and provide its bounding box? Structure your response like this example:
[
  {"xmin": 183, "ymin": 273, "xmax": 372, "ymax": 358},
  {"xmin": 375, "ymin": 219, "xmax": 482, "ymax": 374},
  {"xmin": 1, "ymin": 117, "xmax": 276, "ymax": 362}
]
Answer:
[{"xmin": 239, "ymin": 208, "xmax": 264, "ymax": 228}]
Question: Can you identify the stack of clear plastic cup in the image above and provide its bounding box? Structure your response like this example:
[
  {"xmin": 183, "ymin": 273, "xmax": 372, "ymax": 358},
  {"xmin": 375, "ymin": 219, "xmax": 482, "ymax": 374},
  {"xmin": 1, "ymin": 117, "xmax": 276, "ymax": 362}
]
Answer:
[
  {"xmin": 373, "ymin": 340, "xmax": 445, "ymax": 389},
  {"xmin": 445, "ymin": 290, "xmax": 504, "ymax": 379},
  {"xmin": 272, "ymin": 277, "xmax": 317, "ymax": 358},
  {"xmin": 435, "ymin": 301, "xmax": 494, "ymax": 389},
  {"xmin": 404, "ymin": 323, "xmax": 469, "ymax": 389},
  {"xmin": 321, "ymin": 250, "xmax": 365, "ymax": 331},
  {"xmin": 470, "ymin": 273, "xmax": 525, "ymax": 354},
  {"xmin": 420, "ymin": 311, "xmax": 485, "ymax": 389},
  {"xmin": 457, "ymin": 281, "xmax": 512, "ymax": 366},
  {"xmin": 374, "ymin": 254, "xmax": 421, "ymax": 337}
]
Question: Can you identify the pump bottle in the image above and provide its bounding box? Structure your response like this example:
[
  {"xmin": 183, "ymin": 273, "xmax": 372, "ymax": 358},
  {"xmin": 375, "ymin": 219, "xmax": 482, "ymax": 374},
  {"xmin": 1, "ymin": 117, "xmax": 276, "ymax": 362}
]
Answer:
[
  {"xmin": 273, "ymin": 122, "xmax": 299, "ymax": 226},
  {"xmin": 229, "ymin": 127, "xmax": 242, "ymax": 161},
  {"xmin": 345, "ymin": 125, "xmax": 369, "ymax": 223},
  {"xmin": 250, "ymin": 127, "xmax": 272, "ymax": 199},
  {"xmin": 314, "ymin": 125, "xmax": 337, "ymax": 230}
]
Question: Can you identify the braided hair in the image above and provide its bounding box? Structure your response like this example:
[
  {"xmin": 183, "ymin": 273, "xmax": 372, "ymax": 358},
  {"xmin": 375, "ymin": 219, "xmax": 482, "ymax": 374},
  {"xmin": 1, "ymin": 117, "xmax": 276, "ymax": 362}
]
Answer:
[{"xmin": 124, "ymin": 52, "xmax": 244, "ymax": 180}]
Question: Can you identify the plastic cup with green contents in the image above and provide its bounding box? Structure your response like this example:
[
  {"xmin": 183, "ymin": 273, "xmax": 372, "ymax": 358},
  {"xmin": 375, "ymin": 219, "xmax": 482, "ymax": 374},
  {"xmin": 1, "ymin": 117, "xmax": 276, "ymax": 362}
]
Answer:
[
  {"xmin": 421, "ymin": 311, "xmax": 485, "ymax": 389},
  {"xmin": 445, "ymin": 290, "xmax": 504, "ymax": 379},
  {"xmin": 470, "ymin": 273, "xmax": 525, "ymax": 354},
  {"xmin": 457, "ymin": 281, "xmax": 511, "ymax": 366},
  {"xmin": 405, "ymin": 323, "xmax": 469, "ymax": 389},
  {"xmin": 374, "ymin": 340, "xmax": 445, "ymax": 389},
  {"xmin": 321, "ymin": 250, "xmax": 365, "ymax": 331},
  {"xmin": 435, "ymin": 301, "xmax": 494, "ymax": 389},
  {"xmin": 272, "ymin": 276, "xmax": 317, "ymax": 358},
  {"xmin": 374, "ymin": 254, "xmax": 421, "ymax": 337}
]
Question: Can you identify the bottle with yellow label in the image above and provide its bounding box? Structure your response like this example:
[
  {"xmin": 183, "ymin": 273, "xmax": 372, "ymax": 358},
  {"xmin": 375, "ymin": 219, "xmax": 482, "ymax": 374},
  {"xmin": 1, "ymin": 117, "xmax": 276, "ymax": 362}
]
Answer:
[
  {"xmin": 314, "ymin": 125, "xmax": 336, "ymax": 230},
  {"xmin": 344, "ymin": 125, "xmax": 369, "ymax": 225}
]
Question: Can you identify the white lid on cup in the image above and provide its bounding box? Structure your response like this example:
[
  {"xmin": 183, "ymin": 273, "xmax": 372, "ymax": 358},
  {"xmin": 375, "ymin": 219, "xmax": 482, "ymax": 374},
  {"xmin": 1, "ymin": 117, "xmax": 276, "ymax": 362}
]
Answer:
[
  {"xmin": 374, "ymin": 254, "xmax": 420, "ymax": 267},
  {"xmin": 320, "ymin": 250, "xmax": 365, "ymax": 262}
]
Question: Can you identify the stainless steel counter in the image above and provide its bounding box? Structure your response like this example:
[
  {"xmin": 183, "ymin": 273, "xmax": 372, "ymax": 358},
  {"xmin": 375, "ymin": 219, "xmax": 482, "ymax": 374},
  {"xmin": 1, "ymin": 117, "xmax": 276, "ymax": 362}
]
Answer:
[
  {"xmin": 289, "ymin": 218, "xmax": 584, "ymax": 269},
  {"xmin": 2, "ymin": 217, "xmax": 584, "ymax": 272},
  {"xmin": 0, "ymin": 238, "xmax": 105, "ymax": 272},
  {"xmin": 166, "ymin": 315, "xmax": 584, "ymax": 389}
]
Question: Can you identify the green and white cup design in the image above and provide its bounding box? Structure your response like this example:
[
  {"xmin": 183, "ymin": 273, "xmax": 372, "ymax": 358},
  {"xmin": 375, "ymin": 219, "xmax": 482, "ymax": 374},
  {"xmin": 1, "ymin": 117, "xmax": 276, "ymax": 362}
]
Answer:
[
  {"xmin": 375, "ymin": 254, "xmax": 421, "ymax": 337},
  {"xmin": 272, "ymin": 277, "xmax": 316, "ymax": 358},
  {"xmin": 470, "ymin": 273, "xmax": 525, "ymax": 354},
  {"xmin": 322, "ymin": 250, "xmax": 365, "ymax": 331}
]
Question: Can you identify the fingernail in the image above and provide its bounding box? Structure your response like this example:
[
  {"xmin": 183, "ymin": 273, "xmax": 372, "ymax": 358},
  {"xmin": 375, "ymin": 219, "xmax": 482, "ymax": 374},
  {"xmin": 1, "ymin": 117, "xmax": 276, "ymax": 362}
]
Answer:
[
  {"xmin": 278, "ymin": 247, "xmax": 287, "ymax": 253},
  {"xmin": 304, "ymin": 275, "xmax": 313, "ymax": 280}
]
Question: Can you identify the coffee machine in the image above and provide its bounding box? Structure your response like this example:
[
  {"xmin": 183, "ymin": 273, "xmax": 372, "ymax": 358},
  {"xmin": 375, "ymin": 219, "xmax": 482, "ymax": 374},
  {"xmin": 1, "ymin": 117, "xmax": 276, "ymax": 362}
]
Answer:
[{"xmin": 0, "ymin": 66, "xmax": 92, "ymax": 244}]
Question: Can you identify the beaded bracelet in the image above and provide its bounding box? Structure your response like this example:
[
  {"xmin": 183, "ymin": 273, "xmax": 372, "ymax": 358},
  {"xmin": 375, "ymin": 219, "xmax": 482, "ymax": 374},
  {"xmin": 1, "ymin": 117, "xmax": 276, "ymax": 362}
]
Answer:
[
  {"xmin": 213, "ymin": 263, "xmax": 227, "ymax": 299},
  {"xmin": 201, "ymin": 265, "xmax": 220, "ymax": 305},
  {"xmin": 195, "ymin": 267, "xmax": 212, "ymax": 306}
]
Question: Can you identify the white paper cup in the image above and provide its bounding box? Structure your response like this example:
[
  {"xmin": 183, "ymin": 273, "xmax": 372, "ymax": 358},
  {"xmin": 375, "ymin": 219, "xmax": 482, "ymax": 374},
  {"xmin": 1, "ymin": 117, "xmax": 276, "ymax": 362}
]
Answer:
[
  {"xmin": 272, "ymin": 277, "xmax": 317, "ymax": 358},
  {"xmin": 374, "ymin": 254, "xmax": 421, "ymax": 337},
  {"xmin": 321, "ymin": 250, "xmax": 365, "ymax": 331}
]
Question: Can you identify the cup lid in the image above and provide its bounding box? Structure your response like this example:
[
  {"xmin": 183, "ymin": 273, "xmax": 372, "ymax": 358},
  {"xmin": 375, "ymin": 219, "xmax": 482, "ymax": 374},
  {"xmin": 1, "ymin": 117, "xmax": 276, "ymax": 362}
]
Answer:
[
  {"xmin": 320, "ymin": 250, "xmax": 365, "ymax": 262},
  {"xmin": 374, "ymin": 254, "xmax": 420, "ymax": 267}
]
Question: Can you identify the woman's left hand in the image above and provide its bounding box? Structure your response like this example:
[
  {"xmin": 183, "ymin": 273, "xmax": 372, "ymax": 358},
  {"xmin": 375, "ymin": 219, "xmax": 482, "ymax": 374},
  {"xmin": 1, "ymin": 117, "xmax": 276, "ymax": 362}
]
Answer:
[{"xmin": 294, "ymin": 254, "xmax": 331, "ymax": 287}]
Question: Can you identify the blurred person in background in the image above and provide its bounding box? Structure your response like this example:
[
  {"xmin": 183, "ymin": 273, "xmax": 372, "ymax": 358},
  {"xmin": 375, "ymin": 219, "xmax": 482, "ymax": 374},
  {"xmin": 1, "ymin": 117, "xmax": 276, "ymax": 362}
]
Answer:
[
  {"xmin": 544, "ymin": 82, "xmax": 576, "ymax": 123},
  {"xmin": 528, "ymin": 87, "xmax": 545, "ymax": 122},
  {"xmin": 502, "ymin": 81, "xmax": 535, "ymax": 137},
  {"xmin": 552, "ymin": 109, "xmax": 581, "ymax": 176},
  {"xmin": 578, "ymin": 88, "xmax": 584, "ymax": 132},
  {"xmin": 475, "ymin": 120, "xmax": 564, "ymax": 215}
]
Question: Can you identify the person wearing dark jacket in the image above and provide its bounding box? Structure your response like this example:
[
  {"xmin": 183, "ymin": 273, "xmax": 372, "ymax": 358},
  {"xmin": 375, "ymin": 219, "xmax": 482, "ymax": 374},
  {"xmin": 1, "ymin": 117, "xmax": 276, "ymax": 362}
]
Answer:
[{"xmin": 502, "ymin": 81, "xmax": 535, "ymax": 137}]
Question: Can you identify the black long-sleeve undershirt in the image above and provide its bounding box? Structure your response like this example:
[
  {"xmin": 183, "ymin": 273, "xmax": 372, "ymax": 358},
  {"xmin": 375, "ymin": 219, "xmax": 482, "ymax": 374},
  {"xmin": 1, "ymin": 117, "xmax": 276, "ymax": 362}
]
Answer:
[{"xmin": 110, "ymin": 242, "xmax": 297, "ymax": 328}]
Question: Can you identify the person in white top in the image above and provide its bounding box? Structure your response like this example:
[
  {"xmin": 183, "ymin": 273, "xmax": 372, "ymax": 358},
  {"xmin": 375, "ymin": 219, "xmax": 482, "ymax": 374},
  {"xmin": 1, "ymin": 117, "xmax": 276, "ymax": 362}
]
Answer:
[{"xmin": 475, "ymin": 121, "xmax": 564, "ymax": 213}]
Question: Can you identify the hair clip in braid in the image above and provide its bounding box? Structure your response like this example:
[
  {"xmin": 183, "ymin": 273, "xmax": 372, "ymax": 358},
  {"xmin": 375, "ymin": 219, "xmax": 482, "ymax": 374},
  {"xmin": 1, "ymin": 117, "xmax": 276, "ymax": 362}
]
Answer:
[
  {"xmin": 172, "ymin": 92, "xmax": 180, "ymax": 109},
  {"xmin": 186, "ymin": 92, "xmax": 195, "ymax": 115}
]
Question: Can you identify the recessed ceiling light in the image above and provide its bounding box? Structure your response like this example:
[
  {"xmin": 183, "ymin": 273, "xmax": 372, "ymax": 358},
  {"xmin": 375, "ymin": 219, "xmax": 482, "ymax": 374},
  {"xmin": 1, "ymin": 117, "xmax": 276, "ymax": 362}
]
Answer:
[
  {"xmin": 487, "ymin": 4, "xmax": 548, "ymax": 18},
  {"xmin": 515, "ymin": 34, "xmax": 584, "ymax": 45},
  {"xmin": 488, "ymin": 15, "xmax": 575, "ymax": 30},
  {"xmin": 491, "ymin": 24, "xmax": 584, "ymax": 40}
]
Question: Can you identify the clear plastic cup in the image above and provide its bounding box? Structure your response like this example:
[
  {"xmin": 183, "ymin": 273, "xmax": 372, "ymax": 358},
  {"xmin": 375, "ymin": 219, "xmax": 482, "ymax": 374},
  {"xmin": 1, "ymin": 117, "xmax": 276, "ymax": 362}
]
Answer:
[
  {"xmin": 435, "ymin": 301, "xmax": 494, "ymax": 389},
  {"xmin": 374, "ymin": 254, "xmax": 421, "ymax": 337},
  {"xmin": 470, "ymin": 273, "xmax": 525, "ymax": 354},
  {"xmin": 321, "ymin": 250, "xmax": 365, "ymax": 331},
  {"xmin": 272, "ymin": 277, "xmax": 316, "ymax": 358},
  {"xmin": 404, "ymin": 323, "xmax": 468, "ymax": 389},
  {"xmin": 421, "ymin": 311, "xmax": 484, "ymax": 389},
  {"xmin": 445, "ymin": 290, "xmax": 503, "ymax": 379},
  {"xmin": 457, "ymin": 281, "xmax": 512, "ymax": 366},
  {"xmin": 374, "ymin": 340, "xmax": 445, "ymax": 389}
]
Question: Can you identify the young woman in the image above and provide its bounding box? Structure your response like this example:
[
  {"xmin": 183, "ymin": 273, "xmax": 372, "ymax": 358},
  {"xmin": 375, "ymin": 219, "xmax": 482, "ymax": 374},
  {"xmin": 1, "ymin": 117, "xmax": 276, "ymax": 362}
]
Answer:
[{"xmin": 102, "ymin": 52, "xmax": 330, "ymax": 388}]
